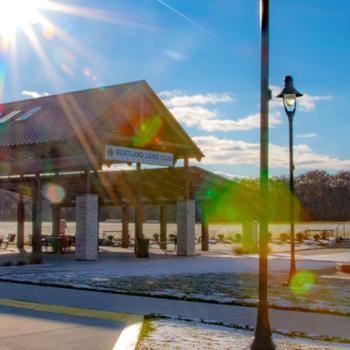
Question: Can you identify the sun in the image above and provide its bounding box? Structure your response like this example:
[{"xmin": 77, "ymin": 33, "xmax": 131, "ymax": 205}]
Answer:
[
  {"xmin": 0, "ymin": 0, "xmax": 46, "ymax": 41},
  {"xmin": 0, "ymin": 0, "xmax": 147, "ymax": 100}
]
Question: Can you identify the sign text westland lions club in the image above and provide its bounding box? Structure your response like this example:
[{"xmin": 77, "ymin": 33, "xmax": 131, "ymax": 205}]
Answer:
[{"xmin": 104, "ymin": 145, "xmax": 173, "ymax": 166}]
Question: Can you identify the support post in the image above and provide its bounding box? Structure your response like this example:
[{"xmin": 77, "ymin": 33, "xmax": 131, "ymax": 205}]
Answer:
[
  {"xmin": 75, "ymin": 194, "xmax": 98, "ymax": 260},
  {"xmin": 31, "ymin": 178, "xmax": 43, "ymax": 264},
  {"xmin": 134, "ymin": 162, "xmax": 143, "ymax": 253},
  {"xmin": 200, "ymin": 202, "xmax": 209, "ymax": 251},
  {"xmin": 134, "ymin": 201, "xmax": 143, "ymax": 253},
  {"xmin": 251, "ymin": 0, "xmax": 275, "ymax": 349},
  {"xmin": 184, "ymin": 157, "xmax": 189, "ymax": 200},
  {"xmin": 122, "ymin": 205, "xmax": 129, "ymax": 248},
  {"xmin": 51, "ymin": 204, "xmax": 61, "ymax": 254},
  {"xmin": 52, "ymin": 205, "xmax": 61, "ymax": 237},
  {"xmin": 160, "ymin": 204, "xmax": 167, "ymax": 250},
  {"xmin": 176, "ymin": 199, "xmax": 195, "ymax": 256},
  {"xmin": 17, "ymin": 192, "xmax": 25, "ymax": 250},
  {"xmin": 288, "ymin": 114, "xmax": 296, "ymax": 282}
]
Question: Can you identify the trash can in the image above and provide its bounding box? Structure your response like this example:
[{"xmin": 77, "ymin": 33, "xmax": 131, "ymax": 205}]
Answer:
[{"xmin": 137, "ymin": 238, "xmax": 150, "ymax": 258}]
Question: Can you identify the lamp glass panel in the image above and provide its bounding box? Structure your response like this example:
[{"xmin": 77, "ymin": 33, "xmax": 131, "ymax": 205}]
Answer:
[{"xmin": 283, "ymin": 93, "xmax": 296, "ymax": 112}]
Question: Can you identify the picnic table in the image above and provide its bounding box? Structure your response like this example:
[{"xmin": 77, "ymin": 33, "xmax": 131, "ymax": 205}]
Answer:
[{"xmin": 42, "ymin": 235, "xmax": 74, "ymax": 254}]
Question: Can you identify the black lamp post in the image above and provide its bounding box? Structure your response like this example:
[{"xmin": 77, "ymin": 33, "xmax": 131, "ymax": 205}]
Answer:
[
  {"xmin": 277, "ymin": 76, "xmax": 303, "ymax": 282},
  {"xmin": 250, "ymin": 1, "xmax": 275, "ymax": 349}
]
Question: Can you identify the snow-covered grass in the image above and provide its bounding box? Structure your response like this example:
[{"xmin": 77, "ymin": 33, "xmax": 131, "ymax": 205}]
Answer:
[
  {"xmin": 1, "ymin": 269, "xmax": 350, "ymax": 315},
  {"xmin": 137, "ymin": 318, "xmax": 350, "ymax": 350}
]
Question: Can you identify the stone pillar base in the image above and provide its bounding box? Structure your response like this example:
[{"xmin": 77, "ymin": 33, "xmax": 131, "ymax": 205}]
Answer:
[
  {"xmin": 176, "ymin": 200, "xmax": 195, "ymax": 256},
  {"xmin": 75, "ymin": 194, "xmax": 98, "ymax": 260}
]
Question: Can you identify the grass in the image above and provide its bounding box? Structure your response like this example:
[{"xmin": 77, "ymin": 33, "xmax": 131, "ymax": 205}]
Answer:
[
  {"xmin": 2, "ymin": 269, "xmax": 349, "ymax": 315},
  {"xmin": 137, "ymin": 316, "xmax": 155, "ymax": 349}
]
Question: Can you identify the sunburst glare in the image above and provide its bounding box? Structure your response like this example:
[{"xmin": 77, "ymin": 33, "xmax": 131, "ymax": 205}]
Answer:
[
  {"xmin": 0, "ymin": 0, "xmax": 153, "ymax": 96},
  {"xmin": 0, "ymin": 0, "xmax": 45, "ymax": 42}
]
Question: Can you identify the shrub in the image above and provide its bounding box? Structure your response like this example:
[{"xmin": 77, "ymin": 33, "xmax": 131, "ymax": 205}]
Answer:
[
  {"xmin": 217, "ymin": 233, "xmax": 225, "ymax": 242},
  {"xmin": 279, "ymin": 233, "xmax": 290, "ymax": 242},
  {"xmin": 303, "ymin": 231, "xmax": 310, "ymax": 240},
  {"xmin": 1, "ymin": 261, "xmax": 13, "ymax": 266},
  {"xmin": 313, "ymin": 234, "xmax": 320, "ymax": 241},
  {"xmin": 16, "ymin": 260, "xmax": 26, "ymax": 266},
  {"xmin": 153, "ymin": 233, "xmax": 160, "ymax": 241},
  {"xmin": 233, "ymin": 245, "xmax": 260, "ymax": 255},
  {"xmin": 296, "ymin": 232, "xmax": 304, "ymax": 243},
  {"xmin": 233, "ymin": 246, "xmax": 245, "ymax": 255},
  {"xmin": 320, "ymin": 231, "xmax": 329, "ymax": 240},
  {"xmin": 225, "ymin": 233, "xmax": 235, "ymax": 242},
  {"xmin": 234, "ymin": 233, "xmax": 242, "ymax": 243}
]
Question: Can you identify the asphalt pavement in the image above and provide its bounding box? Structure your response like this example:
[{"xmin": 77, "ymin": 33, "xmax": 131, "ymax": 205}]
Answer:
[
  {"xmin": 0, "ymin": 287, "xmax": 143, "ymax": 350},
  {"xmin": 0, "ymin": 281, "xmax": 350, "ymax": 341}
]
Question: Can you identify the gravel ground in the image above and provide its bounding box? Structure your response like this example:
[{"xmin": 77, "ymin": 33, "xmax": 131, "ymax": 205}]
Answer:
[{"xmin": 138, "ymin": 319, "xmax": 350, "ymax": 350}]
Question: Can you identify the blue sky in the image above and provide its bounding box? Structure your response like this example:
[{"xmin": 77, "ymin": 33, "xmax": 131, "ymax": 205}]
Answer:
[{"xmin": 0, "ymin": 0, "xmax": 349, "ymax": 178}]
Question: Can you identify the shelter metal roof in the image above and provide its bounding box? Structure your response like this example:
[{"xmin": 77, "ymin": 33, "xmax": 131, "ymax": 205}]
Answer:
[
  {"xmin": 0, "ymin": 80, "xmax": 204, "ymax": 176},
  {"xmin": 0, "ymin": 81, "xmax": 140, "ymax": 147}
]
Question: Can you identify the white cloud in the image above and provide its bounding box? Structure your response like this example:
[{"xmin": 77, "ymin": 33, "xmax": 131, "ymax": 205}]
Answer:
[
  {"xmin": 269, "ymin": 85, "xmax": 332, "ymax": 112},
  {"xmin": 194, "ymin": 135, "xmax": 350, "ymax": 170},
  {"xmin": 159, "ymin": 86, "xmax": 332, "ymax": 134},
  {"xmin": 297, "ymin": 132, "xmax": 317, "ymax": 139},
  {"xmin": 159, "ymin": 90, "xmax": 281, "ymax": 132},
  {"xmin": 166, "ymin": 105, "xmax": 281, "ymax": 132},
  {"xmin": 22, "ymin": 90, "xmax": 50, "ymax": 99},
  {"xmin": 164, "ymin": 50, "xmax": 187, "ymax": 61},
  {"xmin": 298, "ymin": 94, "xmax": 332, "ymax": 112},
  {"xmin": 160, "ymin": 91, "xmax": 233, "ymax": 107}
]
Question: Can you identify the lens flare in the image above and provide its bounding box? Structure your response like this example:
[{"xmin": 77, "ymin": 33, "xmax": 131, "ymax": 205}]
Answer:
[
  {"xmin": 18, "ymin": 185, "xmax": 32, "ymax": 197},
  {"xmin": 289, "ymin": 270, "xmax": 316, "ymax": 296},
  {"xmin": 0, "ymin": 64, "xmax": 5, "ymax": 100},
  {"xmin": 42, "ymin": 183, "xmax": 65, "ymax": 203},
  {"xmin": 195, "ymin": 178, "xmax": 306, "ymax": 224},
  {"xmin": 132, "ymin": 115, "xmax": 163, "ymax": 147},
  {"xmin": 0, "ymin": 161, "xmax": 11, "ymax": 175}
]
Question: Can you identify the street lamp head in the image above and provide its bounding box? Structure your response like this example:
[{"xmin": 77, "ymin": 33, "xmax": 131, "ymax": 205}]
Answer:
[{"xmin": 277, "ymin": 75, "xmax": 303, "ymax": 115}]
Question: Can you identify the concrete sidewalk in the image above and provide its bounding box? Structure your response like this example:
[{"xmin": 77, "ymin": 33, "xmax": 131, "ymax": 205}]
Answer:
[
  {"xmin": 0, "ymin": 281, "xmax": 349, "ymax": 340},
  {"xmin": 0, "ymin": 248, "xmax": 335, "ymax": 278}
]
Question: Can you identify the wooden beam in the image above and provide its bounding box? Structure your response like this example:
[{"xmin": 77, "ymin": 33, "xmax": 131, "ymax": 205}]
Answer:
[
  {"xmin": 0, "ymin": 154, "xmax": 101, "ymax": 176},
  {"xmin": 101, "ymin": 132, "xmax": 195, "ymax": 153}
]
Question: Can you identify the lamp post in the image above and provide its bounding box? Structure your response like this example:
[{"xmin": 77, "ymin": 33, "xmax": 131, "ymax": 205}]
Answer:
[
  {"xmin": 277, "ymin": 76, "xmax": 303, "ymax": 282},
  {"xmin": 250, "ymin": 1, "xmax": 275, "ymax": 349}
]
